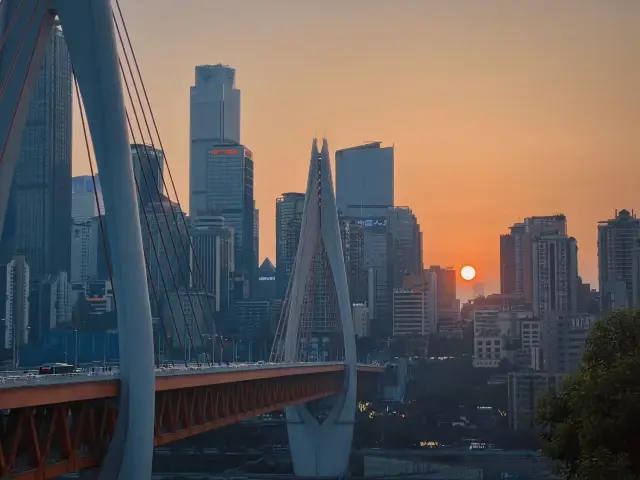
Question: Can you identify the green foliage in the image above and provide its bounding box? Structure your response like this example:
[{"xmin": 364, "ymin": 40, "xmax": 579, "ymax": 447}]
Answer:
[{"xmin": 536, "ymin": 309, "xmax": 640, "ymax": 479}]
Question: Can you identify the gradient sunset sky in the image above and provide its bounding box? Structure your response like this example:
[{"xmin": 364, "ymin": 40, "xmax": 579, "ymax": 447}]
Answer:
[{"xmin": 71, "ymin": 0, "xmax": 640, "ymax": 298}]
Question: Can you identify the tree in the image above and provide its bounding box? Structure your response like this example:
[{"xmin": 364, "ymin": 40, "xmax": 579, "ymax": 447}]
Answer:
[{"xmin": 536, "ymin": 309, "xmax": 640, "ymax": 479}]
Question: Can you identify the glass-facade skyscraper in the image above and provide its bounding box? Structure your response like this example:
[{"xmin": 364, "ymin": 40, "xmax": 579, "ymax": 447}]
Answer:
[
  {"xmin": 1, "ymin": 25, "xmax": 72, "ymax": 278},
  {"xmin": 190, "ymin": 64, "xmax": 241, "ymax": 215},
  {"xmin": 335, "ymin": 142, "xmax": 394, "ymax": 218},
  {"xmin": 203, "ymin": 145, "xmax": 255, "ymax": 284}
]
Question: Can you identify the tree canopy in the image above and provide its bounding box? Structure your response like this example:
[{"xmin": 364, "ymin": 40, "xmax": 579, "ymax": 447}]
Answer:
[{"xmin": 536, "ymin": 309, "xmax": 640, "ymax": 479}]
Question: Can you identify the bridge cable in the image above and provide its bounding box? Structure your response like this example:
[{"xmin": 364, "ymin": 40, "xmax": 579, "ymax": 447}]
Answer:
[
  {"xmin": 112, "ymin": 2, "xmax": 220, "ymax": 354},
  {"xmin": 0, "ymin": 0, "xmax": 43, "ymax": 166},
  {"xmin": 119, "ymin": 82, "xmax": 196, "ymax": 368},
  {"xmin": 112, "ymin": 4, "xmax": 219, "ymax": 357},
  {"xmin": 0, "ymin": 0, "xmax": 28, "ymax": 53},
  {"xmin": 112, "ymin": 9, "xmax": 215, "ymax": 366},
  {"xmin": 0, "ymin": 0, "xmax": 38, "ymax": 103},
  {"xmin": 116, "ymin": 53, "xmax": 206, "ymax": 368},
  {"xmin": 115, "ymin": 49, "xmax": 204, "ymax": 367},
  {"xmin": 73, "ymin": 74, "xmax": 169, "ymax": 368}
]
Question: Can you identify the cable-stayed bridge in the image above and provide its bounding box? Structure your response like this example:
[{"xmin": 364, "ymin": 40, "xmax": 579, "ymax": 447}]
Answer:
[{"xmin": 0, "ymin": 1, "xmax": 383, "ymax": 479}]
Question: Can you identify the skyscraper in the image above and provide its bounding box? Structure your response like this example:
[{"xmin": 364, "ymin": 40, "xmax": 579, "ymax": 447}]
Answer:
[
  {"xmin": 1, "ymin": 26, "xmax": 72, "ymax": 277},
  {"xmin": 335, "ymin": 142, "xmax": 395, "ymax": 338},
  {"xmin": 276, "ymin": 192, "xmax": 305, "ymax": 298},
  {"xmin": 598, "ymin": 209, "xmax": 640, "ymax": 310},
  {"xmin": 388, "ymin": 206, "xmax": 423, "ymax": 287},
  {"xmin": 340, "ymin": 220, "xmax": 367, "ymax": 305},
  {"xmin": 501, "ymin": 215, "xmax": 567, "ymax": 302},
  {"xmin": 189, "ymin": 214, "xmax": 234, "ymax": 313},
  {"xmin": 335, "ymin": 142, "xmax": 394, "ymax": 218},
  {"xmin": 143, "ymin": 196, "xmax": 190, "ymax": 315},
  {"xmin": 254, "ymin": 203, "xmax": 259, "ymax": 276},
  {"xmin": 1, "ymin": 255, "xmax": 30, "ymax": 355},
  {"xmin": 131, "ymin": 144, "xmax": 164, "ymax": 209},
  {"xmin": 532, "ymin": 233, "xmax": 578, "ymax": 317},
  {"xmin": 71, "ymin": 175, "xmax": 103, "ymax": 221},
  {"xmin": 190, "ymin": 64, "xmax": 241, "ymax": 214},
  {"xmin": 201, "ymin": 145, "xmax": 255, "ymax": 284}
]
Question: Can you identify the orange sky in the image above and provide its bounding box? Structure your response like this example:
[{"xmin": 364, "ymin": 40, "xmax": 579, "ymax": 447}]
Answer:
[{"xmin": 71, "ymin": 0, "xmax": 640, "ymax": 298}]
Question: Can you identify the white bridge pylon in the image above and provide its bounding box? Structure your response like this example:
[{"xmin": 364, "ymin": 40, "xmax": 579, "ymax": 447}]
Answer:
[
  {"xmin": 284, "ymin": 138, "xmax": 357, "ymax": 478},
  {"xmin": 0, "ymin": 1, "xmax": 155, "ymax": 479}
]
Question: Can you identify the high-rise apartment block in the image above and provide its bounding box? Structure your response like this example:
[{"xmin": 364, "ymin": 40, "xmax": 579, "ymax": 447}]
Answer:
[
  {"xmin": 428, "ymin": 265, "xmax": 461, "ymax": 335},
  {"xmin": 532, "ymin": 233, "xmax": 578, "ymax": 318},
  {"xmin": 276, "ymin": 192, "xmax": 305, "ymax": 298},
  {"xmin": 190, "ymin": 64, "xmax": 241, "ymax": 214},
  {"xmin": 1, "ymin": 27, "xmax": 72, "ymax": 277},
  {"xmin": 1, "ymin": 256, "xmax": 30, "ymax": 353},
  {"xmin": 500, "ymin": 215, "xmax": 567, "ymax": 303},
  {"xmin": 543, "ymin": 312, "xmax": 596, "ymax": 374},
  {"xmin": 598, "ymin": 209, "xmax": 640, "ymax": 311}
]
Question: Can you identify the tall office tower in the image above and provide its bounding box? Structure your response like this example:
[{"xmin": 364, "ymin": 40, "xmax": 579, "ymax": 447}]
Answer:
[
  {"xmin": 71, "ymin": 175, "xmax": 103, "ymax": 221},
  {"xmin": 388, "ymin": 207, "xmax": 423, "ymax": 287},
  {"xmin": 1, "ymin": 26, "xmax": 72, "ymax": 277},
  {"xmin": 362, "ymin": 223, "xmax": 394, "ymax": 338},
  {"xmin": 131, "ymin": 144, "xmax": 165, "ymax": 209},
  {"xmin": 532, "ymin": 233, "xmax": 578, "ymax": 318},
  {"xmin": 70, "ymin": 217, "xmax": 108, "ymax": 283},
  {"xmin": 1, "ymin": 255, "xmax": 30, "ymax": 353},
  {"xmin": 501, "ymin": 215, "xmax": 567, "ymax": 301},
  {"xmin": 335, "ymin": 142, "xmax": 394, "ymax": 218},
  {"xmin": 335, "ymin": 142, "xmax": 394, "ymax": 337},
  {"xmin": 427, "ymin": 265, "xmax": 460, "ymax": 334},
  {"xmin": 190, "ymin": 64, "xmax": 241, "ymax": 214},
  {"xmin": 500, "ymin": 233, "xmax": 516, "ymax": 294},
  {"xmin": 189, "ymin": 214, "xmax": 235, "ymax": 313},
  {"xmin": 275, "ymin": 192, "xmax": 305, "ymax": 298},
  {"xmin": 199, "ymin": 145, "xmax": 255, "ymax": 286},
  {"xmin": 598, "ymin": 209, "xmax": 640, "ymax": 311},
  {"xmin": 143, "ymin": 196, "xmax": 190, "ymax": 315},
  {"xmin": 253, "ymin": 203, "xmax": 259, "ymax": 276},
  {"xmin": 340, "ymin": 220, "xmax": 367, "ymax": 304}
]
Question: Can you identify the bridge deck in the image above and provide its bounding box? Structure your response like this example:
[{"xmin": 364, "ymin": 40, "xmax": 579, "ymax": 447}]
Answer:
[
  {"xmin": 0, "ymin": 363, "xmax": 382, "ymax": 409},
  {"xmin": 0, "ymin": 363, "xmax": 382, "ymax": 479}
]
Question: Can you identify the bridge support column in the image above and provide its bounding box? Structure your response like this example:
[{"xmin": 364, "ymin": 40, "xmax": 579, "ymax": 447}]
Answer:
[
  {"xmin": 286, "ymin": 367, "xmax": 357, "ymax": 477},
  {"xmin": 283, "ymin": 139, "xmax": 358, "ymax": 478},
  {"xmin": 0, "ymin": 1, "xmax": 155, "ymax": 478}
]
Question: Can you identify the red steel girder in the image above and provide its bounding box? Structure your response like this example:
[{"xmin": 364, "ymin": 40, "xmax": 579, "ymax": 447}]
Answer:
[{"xmin": 0, "ymin": 370, "xmax": 344, "ymax": 479}]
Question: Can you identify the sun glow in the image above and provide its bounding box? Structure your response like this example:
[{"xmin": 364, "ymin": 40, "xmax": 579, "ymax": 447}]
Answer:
[{"xmin": 461, "ymin": 265, "xmax": 476, "ymax": 281}]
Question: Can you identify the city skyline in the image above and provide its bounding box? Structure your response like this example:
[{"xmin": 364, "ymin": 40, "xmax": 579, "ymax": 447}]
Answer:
[{"xmin": 68, "ymin": 0, "xmax": 640, "ymax": 295}]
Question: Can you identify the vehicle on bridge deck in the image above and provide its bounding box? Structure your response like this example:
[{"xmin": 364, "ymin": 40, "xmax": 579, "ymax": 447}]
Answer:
[{"xmin": 38, "ymin": 362, "xmax": 75, "ymax": 375}]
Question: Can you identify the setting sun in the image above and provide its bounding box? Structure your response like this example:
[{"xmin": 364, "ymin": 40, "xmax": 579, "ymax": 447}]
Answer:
[{"xmin": 461, "ymin": 265, "xmax": 476, "ymax": 281}]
